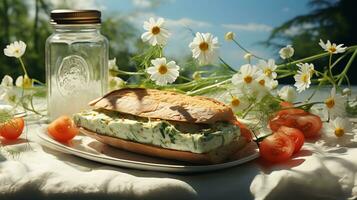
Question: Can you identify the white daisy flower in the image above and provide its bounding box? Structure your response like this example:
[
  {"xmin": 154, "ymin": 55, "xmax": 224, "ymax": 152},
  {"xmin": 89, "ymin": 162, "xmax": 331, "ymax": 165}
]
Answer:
[
  {"xmin": 297, "ymin": 63, "xmax": 314, "ymax": 75},
  {"xmin": 250, "ymin": 77, "xmax": 270, "ymax": 98},
  {"xmin": 0, "ymin": 88, "xmax": 18, "ymax": 104},
  {"xmin": 108, "ymin": 58, "xmax": 118, "ymax": 71},
  {"xmin": 255, "ymin": 73, "xmax": 278, "ymax": 90},
  {"xmin": 328, "ymin": 117, "xmax": 352, "ymax": 138},
  {"xmin": 1, "ymin": 75, "xmax": 13, "ymax": 87},
  {"xmin": 141, "ymin": 17, "xmax": 170, "ymax": 46},
  {"xmin": 4, "ymin": 41, "xmax": 26, "ymax": 58},
  {"xmin": 232, "ymin": 64, "xmax": 260, "ymax": 86},
  {"xmin": 279, "ymin": 45, "xmax": 294, "ymax": 59},
  {"xmin": 294, "ymin": 70, "xmax": 311, "ymax": 93},
  {"xmin": 278, "ymin": 85, "xmax": 297, "ymax": 102},
  {"xmin": 146, "ymin": 57, "xmax": 180, "ymax": 86},
  {"xmin": 15, "ymin": 75, "xmax": 32, "ymax": 88},
  {"xmin": 229, "ymin": 95, "xmax": 249, "ymax": 112},
  {"xmin": 109, "ymin": 76, "xmax": 125, "ymax": 91},
  {"xmin": 325, "ymin": 87, "xmax": 346, "ymax": 117},
  {"xmin": 257, "ymin": 59, "xmax": 277, "ymax": 79},
  {"xmin": 189, "ymin": 32, "xmax": 219, "ymax": 65},
  {"xmin": 225, "ymin": 32, "xmax": 235, "ymax": 41},
  {"xmin": 319, "ymin": 39, "xmax": 347, "ymax": 54},
  {"xmin": 0, "ymin": 104, "xmax": 13, "ymax": 114},
  {"xmin": 270, "ymin": 79, "xmax": 279, "ymax": 89}
]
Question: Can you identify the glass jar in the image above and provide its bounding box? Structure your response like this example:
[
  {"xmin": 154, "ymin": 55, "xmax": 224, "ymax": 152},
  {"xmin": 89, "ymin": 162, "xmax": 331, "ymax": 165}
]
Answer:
[{"xmin": 46, "ymin": 10, "xmax": 108, "ymax": 121}]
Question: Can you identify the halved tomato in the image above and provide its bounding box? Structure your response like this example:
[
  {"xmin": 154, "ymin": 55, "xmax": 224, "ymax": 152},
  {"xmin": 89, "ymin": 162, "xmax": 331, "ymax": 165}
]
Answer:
[
  {"xmin": 269, "ymin": 113, "xmax": 322, "ymax": 138},
  {"xmin": 294, "ymin": 114, "xmax": 322, "ymax": 138},
  {"xmin": 269, "ymin": 113, "xmax": 298, "ymax": 132},
  {"xmin": 259, "ymin": 132, "xmax": 295, "ymax": 163},
  {"xmin": 276, "ymin": 108, "xmax": 307, "ymax": 117},
  {"xmin": 277, "ymin": 126, "xmax": 304, "ymax": 153}
]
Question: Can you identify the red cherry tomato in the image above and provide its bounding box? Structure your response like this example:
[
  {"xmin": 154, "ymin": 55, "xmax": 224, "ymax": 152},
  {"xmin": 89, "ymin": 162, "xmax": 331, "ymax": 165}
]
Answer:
[
  {"xmin": 279, "ymin": 101, "xmax": 294, "ymax": 108},
  {"xmin": 277, "ymin": 126, "xmax": 304, "ymax": 153},
  {"xmin": 269, "ymin": 113, "xmax": 322, "ymax": 138},
  {"xmin": 294, "ymin": 114, "xmax": 322, "ymax": 138},
  {"xmin": 276, "ymin": 108, "xmax": 307, "ymax": 117},
  {"xmin": 259, "ymin": 132, "xmax": 295, "ymax": 163},
  {"xmin": 0, "ymin": 117, "xmax": 25, "ymax": 140},
  {"xmin": 269, "ymin": 113, "xmax": 298, "ymax": 132},
  {"xmin": 48, "ymin": 116, "xmax": 79, "ymax": 143}
]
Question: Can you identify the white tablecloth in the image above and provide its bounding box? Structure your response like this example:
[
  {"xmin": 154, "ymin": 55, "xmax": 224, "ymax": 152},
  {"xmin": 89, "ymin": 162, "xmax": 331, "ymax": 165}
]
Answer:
[
  {"xmin": 1, "ymin": 87, "xmax": 357, "ymax": 200},
  {"xmin": 1, "ymin": 123, "xmax": 356, "ymax": 200}
]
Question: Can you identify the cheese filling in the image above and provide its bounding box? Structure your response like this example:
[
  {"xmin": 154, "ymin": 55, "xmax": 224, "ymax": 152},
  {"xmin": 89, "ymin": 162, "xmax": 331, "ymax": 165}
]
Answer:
[{"xmin": 73, "ymin": 109, "xmax": 241, "ymax": 154}]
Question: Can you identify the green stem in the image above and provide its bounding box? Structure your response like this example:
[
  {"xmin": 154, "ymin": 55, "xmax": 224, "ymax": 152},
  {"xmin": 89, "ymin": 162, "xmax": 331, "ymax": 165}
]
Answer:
[
  {"xmin": 232, "ymin": 39, "xmax": 266, "ymax": 60},
  {"xmin": 331, "ymin": 53, "xmax": 348, "ymax": 69},
  {"xmin": 306, "ymin": 83, "xmax": 322, "ymax": 102},
  {"xmin": 277, "ymin": 72, "xmax": 295, "ymax": 79},
  {"xmin": 275, "ymin": 69, "xmax": 291, "ymax": 73},
  {"xmin": 328, "ymin": 53, "xmax": 336, "ymax": 87},
  {"xmin": 219, "ymin": 57, "xmax": 237, "ymax": 73},
  {"xmin": 30, "ymin": 97, "xmax": 44, "ymax": 116},
  {"xmin": 32, "ymin": 78, "xmax": 45, "ymax": 85},
  {"xmin": 344, "ymin": 74, "xmax": 351, "ymax": 88},
  {"xmin": 171, "ymin": 75, "xmax": 231, "ymax": 88},
  {"xmin": 186, "ymin": 79, "xmax": 231, "ymax": 95},
  {"xmin": 338, "ymin": 48, "xmax": 357, "ymax": 86},
  {"xmin": 115, "ymin": 69, "xmax": 145, "ymax": 76},
  {"xmin": 177, "ymin": 75, "xmax": 192, "ymax": 81},
  {"xmin": 242, "ymin": 103, "xmax": 255, "ymax": 118},
  {"xmin": 276, "ymin": 45, "xmax": 357, "ymax": 68},
  {"xmin": 18, "ymin": 57, "xmax": 28, "ymax": 76}
]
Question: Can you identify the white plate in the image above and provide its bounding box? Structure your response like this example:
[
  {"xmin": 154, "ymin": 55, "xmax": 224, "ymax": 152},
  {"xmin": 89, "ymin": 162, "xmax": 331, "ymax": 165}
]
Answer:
[{"xmin": 37, "ymin": 127, "xmax": 259, "ymax": 173}]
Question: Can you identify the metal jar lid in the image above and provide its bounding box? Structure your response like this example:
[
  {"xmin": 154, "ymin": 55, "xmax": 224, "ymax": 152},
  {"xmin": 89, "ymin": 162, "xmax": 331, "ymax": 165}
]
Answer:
[{"xmin": 50, "ymin": 10, "xmax": 101, "ymax": 24}]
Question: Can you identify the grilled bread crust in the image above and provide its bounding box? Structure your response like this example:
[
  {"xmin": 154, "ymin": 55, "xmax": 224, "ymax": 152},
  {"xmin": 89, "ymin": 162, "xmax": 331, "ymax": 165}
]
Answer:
[{"xmin": 89, "ymin": 88, "xmax": 236, "ymax": 124}]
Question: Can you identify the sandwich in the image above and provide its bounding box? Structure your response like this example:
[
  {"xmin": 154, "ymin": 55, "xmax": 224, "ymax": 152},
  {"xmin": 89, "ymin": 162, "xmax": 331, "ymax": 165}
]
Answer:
[{"xmin": 73, "ymin": 88, "xmax": 251, "ymax": 164}]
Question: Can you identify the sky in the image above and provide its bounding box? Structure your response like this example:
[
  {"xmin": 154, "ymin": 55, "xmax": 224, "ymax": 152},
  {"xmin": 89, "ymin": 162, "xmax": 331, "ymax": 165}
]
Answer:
[{"xmin": 51, "ymin": 0, "xmax": 312, "ymax": 68}]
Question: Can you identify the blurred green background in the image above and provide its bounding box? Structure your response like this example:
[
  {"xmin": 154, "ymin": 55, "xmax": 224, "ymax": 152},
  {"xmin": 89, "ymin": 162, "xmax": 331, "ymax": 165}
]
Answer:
[{"xmin": 0, "ymin": 0, "xmax": 356, "ymax": 84}]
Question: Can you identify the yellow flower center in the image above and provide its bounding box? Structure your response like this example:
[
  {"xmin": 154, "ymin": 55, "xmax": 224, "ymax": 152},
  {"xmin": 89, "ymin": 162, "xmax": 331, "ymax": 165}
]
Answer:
[
  {"xmin": 258, "ymin": 79, "xmax": 265, "ymax": 86},
  {"xmin": 325, "ymin": 98, "xmax": 335, "ymax": 109},
  {"xmin": 231, "ymin": 97, "xmax": 240, "ymax": 107},
  {"xmin": 301, "ymin": 74, "xmax": 309, "ymax": 83},
  {"xmin": 151, "ymin": 26, "xmax": 161, "ymax": 35},
  {"xmin": 328, "ymin": 47, "xmax": 336, "ymax": 53},
  {"xmin": 158, "ymin": 65, "xmax": 168, "ymax": 74},
  {"xmin": 23, "ymin": 76, "xmax": 32, "ymax": 88},
  {"xmin": 9, "ymin": 95, "xmax": 17, "ymax": 103},
  {"xmin": 199, "ymin": 42, "xmax": 209, "ymax": 51},
  {"xmin": 15, "ymin": 49, "xmax": 20, "ymax": 54},
  {"xmin": 244, "ymin": 76, "xmax": 253, "ymax": 84},
  {"xmin": 334, "ymin": 128, "xmax": 344, "ymax": 137},
  {"xmin": 264, "ymin": 68, "xmax": 272, "ymax": 76}
]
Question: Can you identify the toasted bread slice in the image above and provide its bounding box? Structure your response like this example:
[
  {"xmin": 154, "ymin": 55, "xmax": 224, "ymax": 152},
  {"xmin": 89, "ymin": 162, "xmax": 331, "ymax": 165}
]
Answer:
[
  {"xmin": 89, "ymin": 88, "xmax": 235, "ymax": 124},
  {"xmin": 80, "ymin": 127, "xmax": 248, "ymax": 164}
]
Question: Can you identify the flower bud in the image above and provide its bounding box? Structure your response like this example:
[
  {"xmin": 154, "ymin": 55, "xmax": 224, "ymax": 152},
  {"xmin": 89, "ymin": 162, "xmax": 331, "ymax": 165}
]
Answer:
[
  {"xmin": 192, "ymin": 71, "xmax": 201, "ymax": 80},
  {"xmin": 225, "ymin": 32, "xmax": 235, "ymax": 41},
  {"xmin": 342, "ymin": 88, "xmax": 351, "ymax": 96},
  {"xmin": 244, "ymin": 53, "xmax": 252, "ymax": 62}
]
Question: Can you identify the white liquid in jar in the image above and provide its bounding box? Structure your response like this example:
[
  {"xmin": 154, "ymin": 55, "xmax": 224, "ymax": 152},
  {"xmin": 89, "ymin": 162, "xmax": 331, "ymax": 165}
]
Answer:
[{"xmin": 46, "ymin": 33, "xmax": 108, "ymax": 121}]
